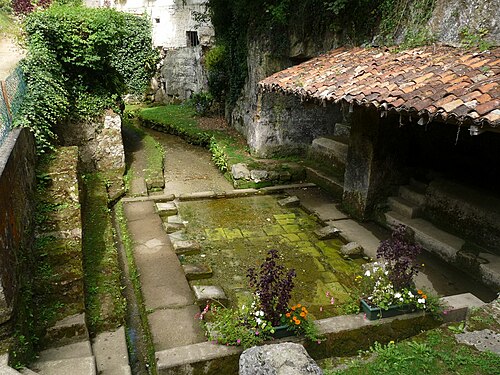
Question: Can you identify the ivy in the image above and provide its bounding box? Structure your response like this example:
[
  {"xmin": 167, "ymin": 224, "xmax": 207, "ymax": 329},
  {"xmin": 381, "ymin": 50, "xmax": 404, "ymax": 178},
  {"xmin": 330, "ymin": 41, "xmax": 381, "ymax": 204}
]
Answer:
[{"xmin": 16, "ymin": 5, "xmax": 158, "ymax": 153}]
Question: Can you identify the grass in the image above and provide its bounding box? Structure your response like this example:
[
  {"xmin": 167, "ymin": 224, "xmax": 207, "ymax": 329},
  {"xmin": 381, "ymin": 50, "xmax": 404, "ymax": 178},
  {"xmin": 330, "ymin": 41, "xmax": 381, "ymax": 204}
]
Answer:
[
  {"xmin": 322, "ymin": 326, "xmax": 500, "ymax": 375},
  {"xmin": 81, "ymin": 172, "xmax": 126, "ymax": 334},
  {"xmin": 123, "ymin": 115, "xmax": 165, "ymax": 192},
  {"xmin": 115, "ymin": 202, "xmax": 157, "ymax": 374}
]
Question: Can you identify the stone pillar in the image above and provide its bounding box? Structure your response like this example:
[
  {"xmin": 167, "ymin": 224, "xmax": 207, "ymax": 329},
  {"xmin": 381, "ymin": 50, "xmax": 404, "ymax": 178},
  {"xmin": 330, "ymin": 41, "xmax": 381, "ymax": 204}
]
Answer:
[
  {"xmin": 342, "ymin": 105, "xmax": 379, "ymax": 219},
  {"xmin": 342, "ymin": 105, "xmax": 409, "ymax": 219}
]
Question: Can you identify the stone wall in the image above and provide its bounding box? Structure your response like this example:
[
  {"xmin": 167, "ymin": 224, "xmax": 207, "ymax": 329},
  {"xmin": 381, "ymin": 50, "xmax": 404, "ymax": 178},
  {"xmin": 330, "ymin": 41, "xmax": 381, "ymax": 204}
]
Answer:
[
  {"xmin": 243, "ymin": 91, "xmax": 341, "ymax": 158},
  {"xmin": 152, "ymin": 45, "xmax": 208, "ymax": 103},
  {"xmin": 55, "ymin": 110, "xmax": 125, "ymax": 201},
  {"xmin": 0, "ymin": 128, "xmax": 36, "ymax": 327},
  {"xmin": 425, "ymin": 179, "xmax": 500, "ymax": 253}
]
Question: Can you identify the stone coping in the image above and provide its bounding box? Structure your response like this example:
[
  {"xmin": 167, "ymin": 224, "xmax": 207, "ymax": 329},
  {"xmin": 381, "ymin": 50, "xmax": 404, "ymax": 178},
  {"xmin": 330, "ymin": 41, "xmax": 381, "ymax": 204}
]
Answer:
[
  {"xmin": 121, "ymin": 183, "xmax": 317, "ymax": 203},
  {"xmin": 156, "ymin": 293, "xmax": 484, "ymax": 375}
]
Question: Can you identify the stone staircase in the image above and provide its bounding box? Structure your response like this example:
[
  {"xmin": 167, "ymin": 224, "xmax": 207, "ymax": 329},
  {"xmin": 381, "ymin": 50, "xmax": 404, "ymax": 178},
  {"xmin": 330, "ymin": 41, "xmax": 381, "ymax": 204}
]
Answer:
[{"xmin": 385, "ymin": 179, "xmax": 465, "ymax": 262}]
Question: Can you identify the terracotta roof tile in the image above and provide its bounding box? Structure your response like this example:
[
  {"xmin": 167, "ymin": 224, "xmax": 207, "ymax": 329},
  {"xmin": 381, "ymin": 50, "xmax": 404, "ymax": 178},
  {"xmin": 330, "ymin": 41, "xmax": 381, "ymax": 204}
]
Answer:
[{"xmin": 260, "ymin": 45, "xmax": 500, "ymax": 127}]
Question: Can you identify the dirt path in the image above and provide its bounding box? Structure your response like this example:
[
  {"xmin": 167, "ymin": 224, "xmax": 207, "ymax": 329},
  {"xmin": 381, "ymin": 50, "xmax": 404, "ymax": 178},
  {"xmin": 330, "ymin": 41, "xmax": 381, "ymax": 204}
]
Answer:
[
  {"xmin": 150, "ymin": 130, "xmax": 233, "ymax": 195},
  {"xmin": 0, "ymin": 38, "xmax": 24, "ymax": 80}
]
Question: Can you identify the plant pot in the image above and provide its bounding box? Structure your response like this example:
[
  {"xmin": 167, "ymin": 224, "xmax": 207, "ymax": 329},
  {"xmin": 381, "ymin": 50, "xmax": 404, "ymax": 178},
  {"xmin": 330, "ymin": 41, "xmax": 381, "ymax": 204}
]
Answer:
[
  {"xmin": 360, "ymin": 299, "xmax": 414, "ymax": 320},
  {"xmin": 271, "ymin": 324, "xmax": 293, "ymax": 339}
]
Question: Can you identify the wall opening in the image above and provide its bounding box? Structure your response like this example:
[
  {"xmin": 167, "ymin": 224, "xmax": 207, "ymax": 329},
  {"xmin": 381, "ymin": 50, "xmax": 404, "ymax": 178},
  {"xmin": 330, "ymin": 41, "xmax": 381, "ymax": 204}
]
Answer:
[{"xmin": 186, "ymin": 31, "xmax": 199, "ymax": 47}]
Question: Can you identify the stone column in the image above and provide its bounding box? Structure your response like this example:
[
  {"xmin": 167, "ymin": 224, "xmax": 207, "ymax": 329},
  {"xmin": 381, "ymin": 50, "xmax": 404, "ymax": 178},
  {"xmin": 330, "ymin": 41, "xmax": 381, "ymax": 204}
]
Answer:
[{"xmin": 342, "ymin": 105, "xmax": 409, "ymax": 219}]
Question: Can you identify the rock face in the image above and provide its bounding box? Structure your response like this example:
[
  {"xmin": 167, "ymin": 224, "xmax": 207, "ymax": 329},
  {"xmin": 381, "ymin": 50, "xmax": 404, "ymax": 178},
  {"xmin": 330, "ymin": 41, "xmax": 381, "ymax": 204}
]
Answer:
[
  {"xmin": 55, "ymin": 110, "xmax": 125, "ymax": 201},
  {"xmin": 340, "ymin": 242, "xmax": 364, "ymax": 257},
  {"xmin": 239, "ymin": 342, "xmax": 323, "ymax": 375},
  {"xmin": 428, "ymin": 0, "xmax": 500, "ymax": 47}
]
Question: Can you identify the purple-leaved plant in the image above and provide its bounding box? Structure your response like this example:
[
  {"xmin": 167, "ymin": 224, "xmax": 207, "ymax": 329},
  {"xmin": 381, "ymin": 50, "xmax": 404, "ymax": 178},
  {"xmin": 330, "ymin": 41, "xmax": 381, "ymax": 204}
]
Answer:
[
  {"xmin": 376, "ymin": 225, "xmax": 422, "ymax": 290},
  {"xmin": 247, "ymin": 249, "xmax": 296, "ymax": 326}
]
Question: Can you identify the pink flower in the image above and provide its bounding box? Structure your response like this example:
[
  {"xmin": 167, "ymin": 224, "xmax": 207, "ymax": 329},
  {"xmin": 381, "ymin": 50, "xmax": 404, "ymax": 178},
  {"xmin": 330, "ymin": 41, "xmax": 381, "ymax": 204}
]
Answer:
[
  {"xmin": 317, "ymin": 340, "xmax": 321, "ymax": 344},
  {"xmin": 443, "ymin": 310, "xmax": 449, "ymax": 315},
  {"xmin": 363, "ymin": 313, "xmax": 367, "ymax": 320},
  {"xmin": 330, "ymin": 297, "xmax": 335, "ymax": 305},
  {"xmin": 237, "ymin": 339, "xmax": 241, "ymax": 344},
  {"xmin": 255, "ymin": 331, "xmax": 259, "ymax": 336},
  {"xmin": 326, "ymin": 291, "xmax": 330, "ymax": 297},
  {"xmin": 319, "ymin": 306, "xmax": 323, "ymax": 312}
]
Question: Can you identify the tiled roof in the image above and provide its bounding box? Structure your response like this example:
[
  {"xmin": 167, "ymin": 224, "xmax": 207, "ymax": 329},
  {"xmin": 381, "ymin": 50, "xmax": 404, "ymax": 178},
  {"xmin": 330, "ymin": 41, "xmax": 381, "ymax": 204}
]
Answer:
[{"xmin": 259, "ymin": 46, "xmax": 500, "ymax": 127}]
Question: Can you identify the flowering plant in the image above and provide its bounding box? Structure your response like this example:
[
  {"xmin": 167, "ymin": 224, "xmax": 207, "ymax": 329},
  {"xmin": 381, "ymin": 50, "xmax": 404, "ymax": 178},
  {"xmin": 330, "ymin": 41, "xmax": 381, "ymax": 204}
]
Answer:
[
  {"xmin": 199, "ymin": 299, "xmax": 276, "ymax": 349},
  {"xmin": 283, "ymin": 303, "xmax": 323, "ymax": 342},
  {"xmin": 247, "ymin": 249, "xmax": 296, "ymax": 326}
]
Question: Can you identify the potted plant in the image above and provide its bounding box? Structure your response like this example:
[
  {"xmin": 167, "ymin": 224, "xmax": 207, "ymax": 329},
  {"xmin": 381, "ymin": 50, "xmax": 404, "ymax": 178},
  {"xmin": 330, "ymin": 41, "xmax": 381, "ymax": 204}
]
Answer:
[{"xmin": 359, "ymin": 225, "xmax": 429, "ymax": 320}]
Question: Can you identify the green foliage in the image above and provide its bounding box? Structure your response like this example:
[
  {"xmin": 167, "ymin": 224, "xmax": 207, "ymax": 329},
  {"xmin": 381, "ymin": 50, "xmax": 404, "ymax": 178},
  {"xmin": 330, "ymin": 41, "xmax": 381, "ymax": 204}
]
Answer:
[
  {"xmin": 460, "ymin": 27, "xmax": 493, "ymax": 52},
  {"xmin": 0, "ymin": 0, "xmax": 12, "ymax": 13},
  {"xmin": 209, "ymin": 136, "xmax": 228, "ymax": 172},
  {"xmin": 17, "ymin": 5, "xmax": 156, "ymax": 153},
  {"xmin": 190, "ymin": 91, "xmax": 214, "ymax": 116}
]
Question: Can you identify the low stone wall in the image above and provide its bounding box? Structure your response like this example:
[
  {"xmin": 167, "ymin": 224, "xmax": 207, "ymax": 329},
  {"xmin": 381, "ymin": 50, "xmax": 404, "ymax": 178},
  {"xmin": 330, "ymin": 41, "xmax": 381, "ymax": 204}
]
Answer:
[
  {"xmin": 0, "ymin": 128, "xmax": 36, "ymax": 328},
  {"xmin": 246, "ymin": 91, "xmax": 341, "ymax": 158},
  {"xmin": 425, "ymin": 179, "xmax": 500, "ymax": 253}
]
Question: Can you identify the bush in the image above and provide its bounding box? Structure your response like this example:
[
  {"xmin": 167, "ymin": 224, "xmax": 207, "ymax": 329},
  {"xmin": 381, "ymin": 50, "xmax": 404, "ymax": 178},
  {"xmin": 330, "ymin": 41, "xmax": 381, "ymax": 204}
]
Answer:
[{"xmin": 17, "ymin": 5, "xmax": 157, "ymax": 152}]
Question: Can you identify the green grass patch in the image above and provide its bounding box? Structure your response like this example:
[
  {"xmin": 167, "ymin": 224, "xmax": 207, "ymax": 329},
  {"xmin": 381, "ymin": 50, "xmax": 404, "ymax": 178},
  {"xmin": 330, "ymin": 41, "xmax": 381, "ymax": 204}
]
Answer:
[
  {"xmin": 123, "ymin": 115, "xmax": 165, "ymax": 191},
  {"xmin": 115, "ymin": 202, "xmax": 157, "ymax": 373},
  {"xmin": 81, "ymin": 173, "xmax": 125, "ymax": 334},
  {"xmin": 323, "ymin": 327, "xmax": 500, "ymax": 375}
]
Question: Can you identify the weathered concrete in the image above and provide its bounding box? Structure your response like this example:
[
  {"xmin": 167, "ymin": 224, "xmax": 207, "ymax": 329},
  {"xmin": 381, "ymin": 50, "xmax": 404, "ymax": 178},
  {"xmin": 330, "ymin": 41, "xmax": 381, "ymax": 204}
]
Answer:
[
  {"xmin": 478, "ymin": 252, "xmax": 500, "ymax": 291},
  {"xmin": 44, "ymin": 313, "xmax": 89, "ymax": 348},
  {"xmin": 340, "ymin": 242, "xmax": 364, "ymax": 257},
  {"xmin": 149, "ymin": 306, "xmax": 205, "ymax": 351},
  {"xmin": 309, "ymin": 137, "xmax": 348, "ymax": 168},
  {"xmin": 37, "ymin": 340, "xmax": 92, "ymax": 362},
  {"xmin": 192, "ymin": 285, "xmax": 228, "ymax": 305},
  {"xmin": 31, "ymin": 356, "xmax": 96, "ymax": 375},
  {"xmin": 314, "ymin": 225, "xmax": 341, "ymax": 240},
  {"xmin": 278, "ymin": 195, "xmax": 300, "ymax": 207},
  {"xmin": 456, "ymin": 329, "xmax": 500, "ymax": 355},
  {"xmin": 123, "ymin": 200, "xmax": 204, "ymax": 353},
  {"xmin": 92, "ymin": 326, "xmax": 131, "ymax": 375},
  {"xmin": 182, "ymin": 264, "xmax": 213, "ymax": 280},
  {"xmin": 0, "ymin": 38, "xmax": 25, "ymax": 80}
]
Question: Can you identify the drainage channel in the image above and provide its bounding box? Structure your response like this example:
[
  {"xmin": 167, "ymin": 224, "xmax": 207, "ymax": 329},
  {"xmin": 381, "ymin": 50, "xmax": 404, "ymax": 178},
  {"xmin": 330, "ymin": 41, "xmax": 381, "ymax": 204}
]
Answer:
[{"xmin": 112, "ymin": 206, "xmax": 156, "ymax": 375}]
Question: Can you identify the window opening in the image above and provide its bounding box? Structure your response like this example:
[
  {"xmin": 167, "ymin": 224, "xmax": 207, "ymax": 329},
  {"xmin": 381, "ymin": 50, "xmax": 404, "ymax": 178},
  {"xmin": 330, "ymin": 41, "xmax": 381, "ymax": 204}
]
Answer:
[{"xmin": 186, "ymin": 31, "xmax": 199, "ymax": 47}]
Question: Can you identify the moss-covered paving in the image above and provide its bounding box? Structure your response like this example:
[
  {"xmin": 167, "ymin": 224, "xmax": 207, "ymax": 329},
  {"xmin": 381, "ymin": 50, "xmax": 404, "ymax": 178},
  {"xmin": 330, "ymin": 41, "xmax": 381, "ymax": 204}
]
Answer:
[{"xmin": 174, "ymin": 195, "xmax": 367, "ymax": 319}]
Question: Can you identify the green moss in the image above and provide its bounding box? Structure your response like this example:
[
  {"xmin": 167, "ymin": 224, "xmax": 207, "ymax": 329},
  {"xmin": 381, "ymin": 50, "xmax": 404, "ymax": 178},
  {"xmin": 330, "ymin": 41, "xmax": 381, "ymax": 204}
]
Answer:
[{"xmin": 81, "ymin": 173, "xmax": 125, "ymax": 334}]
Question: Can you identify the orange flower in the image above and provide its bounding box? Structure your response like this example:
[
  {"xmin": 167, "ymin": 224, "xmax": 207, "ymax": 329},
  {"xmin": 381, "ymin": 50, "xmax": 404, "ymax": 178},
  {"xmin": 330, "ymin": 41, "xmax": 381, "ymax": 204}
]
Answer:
[
  {"xmin": 291, "ymin": 306, "xmax": 296, "ymax": 311},
  {"xmin": 422, "ymin": 295, "xmax": 427, "ymax": 299},
  {"xmin": 286, "ymin": 313, "xmax": 291, "ymax": 318},
  {"xmin": 300, "ymin": 312, "xmax": 306, "ymax": 317},
  {"xmin": 417, "ymin": 290, "xmax": 423, "ymax": 295},
  {"xmin": 297, "ymin": 303, "xmax": 302, "ymax": 308},
  {"xmin": 295, "ymin": 319, "xmax": 301, "ymax": 325}
]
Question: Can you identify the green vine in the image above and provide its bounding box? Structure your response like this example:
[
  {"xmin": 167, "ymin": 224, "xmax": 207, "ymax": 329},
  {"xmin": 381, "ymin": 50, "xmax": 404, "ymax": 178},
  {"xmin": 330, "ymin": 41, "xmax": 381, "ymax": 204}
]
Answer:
[{"xmin": 16, "ymin": 5, "xmax": 158, "ymax": 153}]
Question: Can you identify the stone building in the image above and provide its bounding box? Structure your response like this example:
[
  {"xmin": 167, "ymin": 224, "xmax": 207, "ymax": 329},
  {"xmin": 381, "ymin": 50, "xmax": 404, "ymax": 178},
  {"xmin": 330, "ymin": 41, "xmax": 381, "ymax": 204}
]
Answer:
[
  {"xmin": 257, "ymin": 46, "xmax": 500, "ymax": 288},
  {"xmin": 85, "ymin": 0, "xmax": 214, "ymax": 102}
]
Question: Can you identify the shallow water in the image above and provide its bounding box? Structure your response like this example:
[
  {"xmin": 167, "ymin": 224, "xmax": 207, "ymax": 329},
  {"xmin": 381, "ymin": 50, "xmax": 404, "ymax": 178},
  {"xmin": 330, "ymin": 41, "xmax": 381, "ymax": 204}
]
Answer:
[{"xmin": 176, "ymin": 195, "xmax": 367, "ymax": 319}]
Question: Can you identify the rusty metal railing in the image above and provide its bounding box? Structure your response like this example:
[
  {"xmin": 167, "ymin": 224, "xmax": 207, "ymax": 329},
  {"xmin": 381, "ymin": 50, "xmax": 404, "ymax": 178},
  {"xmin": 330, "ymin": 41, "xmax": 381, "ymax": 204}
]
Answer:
[{"xmin": 0, "ymin": 66, "xmax": 26, "ymax": 146}]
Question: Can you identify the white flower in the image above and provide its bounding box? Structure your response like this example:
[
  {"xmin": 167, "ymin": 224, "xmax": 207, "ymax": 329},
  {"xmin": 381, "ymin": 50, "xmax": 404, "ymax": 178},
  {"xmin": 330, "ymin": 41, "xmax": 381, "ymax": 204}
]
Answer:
[
  {"xmin": 418, "ymin": 298, "xmax": 425, "ymax": 304},
  {"xmin": 364, "ymin": 270, "xmax": 371, "ymax": 277},
  {"xmin": 384, "ymin": 271, "xmax": 389, "ymax": 275},
  {"xmin": 256, "ymin": 318, "xmax": 262, "ymax": 324},
  {"xmin": 394, "ymin": 292, "xmax": 401, "ymax": 298},
  {"xmin": 408, "ymin": 291, "xmax": 414, "ymax": 298},
  {"xmin": 399, "ymin": 298, "xmax": 404, "ymax": 302},
  {"xmin": 259, "ymin": 311, "xmax": 264, "ymax": 317}
]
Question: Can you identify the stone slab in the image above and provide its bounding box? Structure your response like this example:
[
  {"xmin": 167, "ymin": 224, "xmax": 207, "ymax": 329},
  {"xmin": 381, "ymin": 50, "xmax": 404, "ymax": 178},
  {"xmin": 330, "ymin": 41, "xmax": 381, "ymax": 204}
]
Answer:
[
  {"xmin": 173, "ymin": 240, "xmax": 201, "ymax": 255},
  {"xmin": 156, "ymin": 202, "xmax": 178, "ymax": 216},
  {"xmin": 182, "ymin": 264, "xmax": 213, "ymax": 280},
  {"xmin": 92, "ymin": 326, "xmax": 130, "ymax": 375},
  {"xmin": 2, "ymin": 366, "xmax": 23, "ymax": 374},
  {"xmin": 123, "ymin": 201, "xmax": 156, "ymax": 223},
  {"xmin": 37, "ymin": 340, "xmax": 92, "ymax": 362},
  {"xmin": 19, "ymin": 368, "xmax": 38, "ymax": 375},
  {"xmin": 44, "ymin": 313, "xmax": 89, "ymax": 347},
  {"xmin": 163, "ymin": 222, "xmax": 186, "ymax": 233},
  {"xmin": 31, "ymin": 356, "xmax": 96, "ymax": 375},
  {"xmin": 192, "ymin": 285, "xmax": 227, "ymax": 305},
  {"xmin": 135, "ymin": 250, "xmax": 194, "ymax": 309},
  {"xmin": 168, "ymin": 230, "xmax": 188, "ymax": 242},
  {"xmin": 455, "ymin": 329, "xmax": 500, "ymax": 355},
  {"xmin": 314, "ymin": 225, "xmax": 341, "ymax": 240},
  {"xmin": 330, "ymin": 220, "xmax": 382, "ymax": 259},
  {"xmin": 278, "ymin": 196, "xmax": 300, "ymax": 207},
  {"xmin": 127, "ymin": 218, "xmax": 166, "ymax": 245},
  {"xmin": 440, "ymin": 293, "xmax": 485, "ymax": 323},
  {"xmin": 340, "ymin": 242, "xmax": 363, "ymax": 256},
  {"xmin": 149, "ymin": 306, "xmax": 205, "ymax": 351},
  {"xmin": 130, "ymin": 177, "xmax": 148, "ymax": 197},
  {"xmin": 478, "ymin": 252, "xmax": 500, "ymax": 291}
]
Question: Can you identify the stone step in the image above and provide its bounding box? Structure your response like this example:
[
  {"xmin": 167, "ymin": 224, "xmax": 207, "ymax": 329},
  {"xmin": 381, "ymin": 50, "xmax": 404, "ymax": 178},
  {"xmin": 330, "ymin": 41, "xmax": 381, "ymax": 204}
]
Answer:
[
  {"xmin": 385, "ymin": 211, "xmax": 465, "ymax": 262},
  {"xmin": 387, "ymin": 196, "xmax": 422, "ymax": 218},
  {"xmin": 192, "ymin": 285, "xmax": 228, "ymax": 305},
  {"xmin": 182, "ymin": 264, "xmax": 213, "ymax": 280},
  {"xmin": 37, "ymin": 340, "xmax": 92, "ymax": 362},
  {"xmin": 478, "ymin": 252, "xmax": 500, "ymax": 291},
  {"xmin": 19, "ymin": 368, "xmax": 38, "ymax": 374},
  {"xmin": 43, "ymin": 313, "xmax": 89, "ymax": 348},
  {"xmin": 172, "ymin": 240, "xmax": 201, "ymax": 255},
  {"xmin": 305, "ymin": 167, "xmax": 344, "ymax": 199},
  {"xmin": 409, "ymin": 178, "xmax": 428, "ymax": 192},
  {"xmin": 309, "ymin": 137, "xmax": 348, "ymax": 166},
  {"xmin": 156, "ymin": 202, "xmax": 178, "ymax": 217},
  {"xmin": 398, "ymin": 185, "xmax": 426, "ymax": 206},
  {"xmin": 92, "ymin": 327, "xmax": 131, "ymax": 375},
  {"xmin": 30, "ymin": 356, "xmax": 96, "ymax": 375}
]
